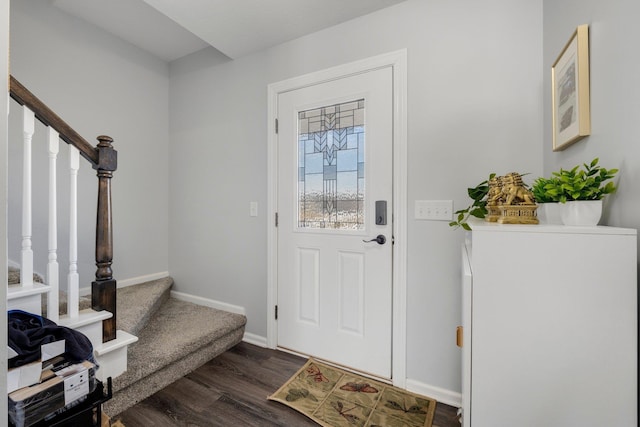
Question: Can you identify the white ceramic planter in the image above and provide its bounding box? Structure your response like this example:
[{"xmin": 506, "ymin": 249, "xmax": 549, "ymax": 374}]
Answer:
[
  {"xmin": 537, "ymin": 203, "xmax": 562, "ymax": 224},
  {"xmin": 559, "ymin": 200, "xmax": 603, "ymax": 226}
]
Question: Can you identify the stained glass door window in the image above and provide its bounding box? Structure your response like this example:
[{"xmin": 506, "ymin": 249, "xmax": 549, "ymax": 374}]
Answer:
[{"xmin": 298, "ymin": 99, "xmax": 365, "ymax": 229}]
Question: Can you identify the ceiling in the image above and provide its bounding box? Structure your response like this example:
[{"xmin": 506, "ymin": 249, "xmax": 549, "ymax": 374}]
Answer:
[{"xmin": 52, "ymin": 0, "xmax": 408, "ymax": 62}]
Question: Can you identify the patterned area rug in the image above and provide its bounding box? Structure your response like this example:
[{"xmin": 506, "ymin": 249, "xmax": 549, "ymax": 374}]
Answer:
[
  {"xmin": 269, "ymin": 359, "xmax": 436, "ymax": 427},
  {"xmin": 102, "ymin": 413, "xmax": 125, "ymax": 427}
]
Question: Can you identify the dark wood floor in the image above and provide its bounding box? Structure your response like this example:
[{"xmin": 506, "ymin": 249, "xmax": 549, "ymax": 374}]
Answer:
[{"xmin": 114, "ymin": 342, "xmax": 460, "ymax": 426}]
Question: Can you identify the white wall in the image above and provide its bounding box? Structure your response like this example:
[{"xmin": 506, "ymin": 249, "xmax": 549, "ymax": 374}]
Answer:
[
  {"xmin": 1, "ymin": 0, "xmax": 10, "ymax": 409},
  {"xmin": 169, "ymin": 0, "xmax": 543, "ymax": 394},
  {"xmin": 543, "ymin": 1, "xmax": 640, "ymax": 250},
  {"xmin": 8, "ymin": 1, "xmax": 170, "ymax": 285}
]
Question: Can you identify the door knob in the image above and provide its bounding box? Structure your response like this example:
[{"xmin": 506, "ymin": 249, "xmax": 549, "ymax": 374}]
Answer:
[{"xmin": 363, "ymin": 235, "xmax": 386, "ymax": 245}]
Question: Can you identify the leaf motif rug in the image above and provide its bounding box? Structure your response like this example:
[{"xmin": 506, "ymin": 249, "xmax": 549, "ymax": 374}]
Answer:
[{"xmin": 268, "ymin": 358, "xmax": 436, "ymax": 427}]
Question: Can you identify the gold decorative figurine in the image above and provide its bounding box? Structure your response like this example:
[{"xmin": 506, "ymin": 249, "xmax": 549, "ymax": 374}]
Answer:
[
  {"xmin": 485, "ymin": 175, "xmax": 504, "ymax": 222},
  {"xmin": 496, "ymin": 172, "xmax": 538, "ymax": 224}
]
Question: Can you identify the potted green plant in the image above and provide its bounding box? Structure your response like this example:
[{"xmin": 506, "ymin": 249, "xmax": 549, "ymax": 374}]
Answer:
[
  {"xmin": 545, "ymin": 158, "xmax": 618, "ymax": 226},
  {"xmin": 531, "ymin": 176, "xmax": 562, "ymax": 224},
  {"xmin": 531, "ymin": 177, "xmax": 557, "ymax": 203},
  {"xmin": 449, "ymin": 173, "xmax": 495, "ymax": 230}
]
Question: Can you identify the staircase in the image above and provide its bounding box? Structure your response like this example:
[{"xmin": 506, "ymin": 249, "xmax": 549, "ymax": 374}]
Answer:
[
  {"xmin": 6, "ymin": 76, "xmax": 246, "ymax": 417},
  {"xmin": 7, "ymin": 264, "xmax": 137, "ymax": 383},
  {"xmin": 103, "ymin": 276, "xmax": 246, "ymax": 416},
  {"xmin": 7, "ymin": 271, "xmax": 247, "ymax": 417}
]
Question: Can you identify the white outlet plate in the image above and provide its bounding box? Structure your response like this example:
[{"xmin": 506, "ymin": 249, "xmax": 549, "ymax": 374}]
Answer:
[
  {"xmin": 415, "ymin": 200, "xmax": 453, "ymax": 221},
  {"xmin": 250, "ymin": 201, "xmax": 258, "ymax": 217}
]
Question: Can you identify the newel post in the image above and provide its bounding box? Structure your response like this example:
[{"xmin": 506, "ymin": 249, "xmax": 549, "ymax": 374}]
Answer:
[{"xmin": 92, "ymin": 135, "xmax": 118, "ymax": 342}]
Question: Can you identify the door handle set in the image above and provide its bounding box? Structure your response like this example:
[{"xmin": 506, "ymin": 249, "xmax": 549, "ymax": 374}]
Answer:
[{"xmin": 363, "ymin": 235, "xmax": 386, "ymax": 245}]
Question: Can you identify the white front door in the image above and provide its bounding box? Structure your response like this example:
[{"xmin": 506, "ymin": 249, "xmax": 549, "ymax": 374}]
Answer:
[{"xmin": 276, "ymin": 66, "xmax": 393, "ymax": 379}]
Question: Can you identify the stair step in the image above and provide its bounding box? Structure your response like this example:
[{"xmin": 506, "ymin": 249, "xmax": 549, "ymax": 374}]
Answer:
[
  {"xmin": 8, "ymin": 265, "xmax": 44, "ymax": 285},
  {"xmin": 95, "ymin": 330, "xmax": 139, "ymax": 356},
  {"xmin": 58, "ymin": 308, "xmax": 112, "ymax": 329},
  {"xmin": 116, "ymin": 276, "xmax": 173, "ymax": 335},
  {"xmin": 8, "ymin": 272, "xmax": 93, "ymax": 321},
  {"xmin": 103, "ymin": 297, "xmax": 246, "ymax": 416},
  {"xmin": 7, "ymin": 282, "xmax": 50, "ymax": 299},
  {"xmin": 45, "ymin": 291, "xmax": 93, "ymax": 318},
  {"xmin": 58, "ymin": 308, "xmax": 113, "ymax": 350},
  {"xmin": 7, "ymin": 283, "xmax": 51, "ymax": 315},
  {"xmin": 94, "ymin": 330, "xmax": 139, "ymax": 382}
]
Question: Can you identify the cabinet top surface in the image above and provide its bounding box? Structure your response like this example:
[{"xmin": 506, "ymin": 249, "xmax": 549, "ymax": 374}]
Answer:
[{"xmin": 467, "ymin": 218, "xmax": 637, "ymax": 236}]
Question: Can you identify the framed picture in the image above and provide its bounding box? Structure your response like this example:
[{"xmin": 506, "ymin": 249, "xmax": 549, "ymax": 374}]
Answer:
[{"xmin": 551, "ymin": 24, "xmax": 590, "ymax": 151}]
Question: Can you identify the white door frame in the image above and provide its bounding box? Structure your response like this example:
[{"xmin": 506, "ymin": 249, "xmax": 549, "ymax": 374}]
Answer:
[{"xmin": 267, "ymin": 49, "xmax": 407, "ymax": 387}]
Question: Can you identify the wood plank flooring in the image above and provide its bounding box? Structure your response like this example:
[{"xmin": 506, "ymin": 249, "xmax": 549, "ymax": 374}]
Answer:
[{"xmin": 114, "ymin": 342, "xmax": 461, "ymax": 426}]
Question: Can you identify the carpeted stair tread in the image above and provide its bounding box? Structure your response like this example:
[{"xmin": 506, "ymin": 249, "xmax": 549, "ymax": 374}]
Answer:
[
  {"xmin": 8, "ymin": 265, "xmax": 44, "ymax": 285},
  {"xmin": 113, "ymin": 297, "xmax": 246, "ymax": 391},
  {"xmin": 104, "ymin": 297, "xmax": 246, "ymax": 415},
  {"xmin": 48, "ymin": 292, "xmax": 92, "ymax": 317},
  {"xmin": 116, "ymin": 277, "xmax": 173, "ymax": 336},
  {"xmin": 104, "ymin": 326, "xmax": 244, "ymax": 416},
  {"xmin": 8, "ymin": 265, "xmax": 92, "ymax": 317}
]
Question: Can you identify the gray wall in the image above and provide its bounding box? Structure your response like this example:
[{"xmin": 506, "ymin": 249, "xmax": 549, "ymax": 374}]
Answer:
[
  {"xmin": 3, "ymin": 0, "xmax": 638, "ymax": 403},
  {"xmin": 8, "ymin": 0, "xmax": 170, "ymax": 286},
  {"xmin": 169, "ymin": 0, "xmax": 543, "ymax": 394},
  {"xmin": 543, "ymin": 0, "xmax": 640, "ymax": 248}
]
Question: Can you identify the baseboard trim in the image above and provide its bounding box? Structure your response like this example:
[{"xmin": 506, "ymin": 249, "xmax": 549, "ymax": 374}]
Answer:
[
  {"xmin": 170, "ymin": 290, "xmax": 246, "ymax": 316},
  {"xmin": 243, "ymin": 332, "xmax": 267, "ymax": 347},
  {"xmin": 238, "ymin": 334, "xmax": 460, "ymax": 407},
  {"xmin": 117, "ymin": 272, "xmax": 170, "ymax": 288},
  {"xmin": 238, "ymin": 332, "xmax": 460, "ymax": 407},
  {"xmin": 405, "ymin": 379, "xmax": 461, "ymax": 408},
  {"xmin": 79, "ymin": 271, "xmax": 171, "ymax": 296}
]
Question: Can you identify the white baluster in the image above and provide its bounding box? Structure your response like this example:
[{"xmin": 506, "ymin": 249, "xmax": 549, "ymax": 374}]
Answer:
[
  {"xmin": 68, "ymin": 146, "xmax": 80, "ymax": 318},
  {"xmin": 47, "ymin": 127, "xmax": 60, "ymax": 322},
  {"xmin": 21, "ymin": 106, "xmax": 35, "ymax": 287}
]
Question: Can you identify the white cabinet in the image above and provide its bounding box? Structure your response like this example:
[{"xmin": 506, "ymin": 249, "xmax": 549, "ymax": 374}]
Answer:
[{"xmin": 461, "ymin": 220, "xmax": 637, "ymax": 427}]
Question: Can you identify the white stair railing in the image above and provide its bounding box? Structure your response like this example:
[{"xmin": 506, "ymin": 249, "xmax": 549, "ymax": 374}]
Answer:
[
  {"xmin": 47, "ymin": 127, "xmax": 60, "ymax": 323},
  {"xmin": 8, "ymin": 80, "xmax": 135, "ymax": 380},
  {"xmin": 20, "ymin": 106, "xmax": 34, "ymax": 288},
  {"xmin": 14, "ymin": 105, "xmax": 83, "ymax": 321},
  {"xmin": 67, "ymin": 146, "xmax": 80, "ymax": 319},
  {"xmin": 10, "ymin": 75, "xmax": 120, "ymax": 344}
]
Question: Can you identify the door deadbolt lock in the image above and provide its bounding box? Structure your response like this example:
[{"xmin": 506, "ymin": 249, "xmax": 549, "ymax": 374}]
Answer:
[{"xmin": 375, "ymin": 200, "xmax": 387, "ymax": 225}]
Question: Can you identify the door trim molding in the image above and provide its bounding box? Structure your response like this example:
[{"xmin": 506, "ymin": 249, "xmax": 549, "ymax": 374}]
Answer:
[{"xmin": 267, "ymin": 49, "xmax": 408, "ymax": 387}]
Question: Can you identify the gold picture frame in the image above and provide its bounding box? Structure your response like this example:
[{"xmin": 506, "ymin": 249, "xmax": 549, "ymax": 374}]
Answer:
[{"xmin": 552, "ymin": 24, "xmax": 590, "ymax": 151}]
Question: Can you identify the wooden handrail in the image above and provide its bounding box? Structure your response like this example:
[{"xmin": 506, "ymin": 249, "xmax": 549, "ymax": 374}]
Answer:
[
  {"xmin": 9, "ymin": 74, "xmax": 118, "ymax": 342},
  {"xmin": 9, "ymin": 75, "xmax": 99, "ymax": 166}
]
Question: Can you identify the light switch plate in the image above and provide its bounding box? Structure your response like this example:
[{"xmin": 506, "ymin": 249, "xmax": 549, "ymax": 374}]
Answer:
[{"xmin": 415, "ymin": 200, "xmax": 453, "ymax": 221}]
